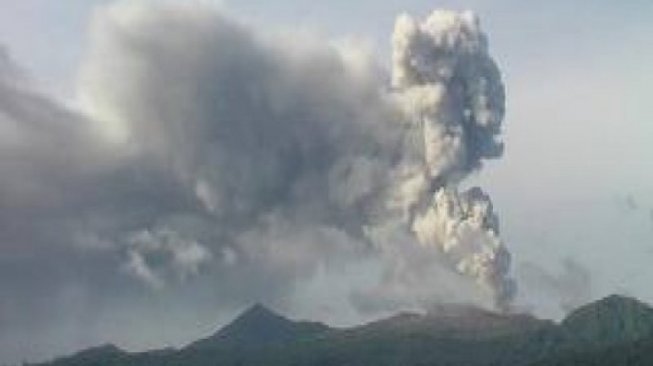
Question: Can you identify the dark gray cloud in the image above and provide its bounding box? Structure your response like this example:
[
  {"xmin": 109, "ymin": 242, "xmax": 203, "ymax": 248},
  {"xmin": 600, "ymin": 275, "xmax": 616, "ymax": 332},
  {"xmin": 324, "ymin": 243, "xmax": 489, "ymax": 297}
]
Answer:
[
  {"xmin": 74, "ymin": 1, "xmax": 404, "ymax": 291},
  {"xmin": 0, "ymin": 4, "xmax": 398, "ymax": 361},
  {"xmin": 0, "ymin": 43, "xmax": 195, "ymax": 363}
]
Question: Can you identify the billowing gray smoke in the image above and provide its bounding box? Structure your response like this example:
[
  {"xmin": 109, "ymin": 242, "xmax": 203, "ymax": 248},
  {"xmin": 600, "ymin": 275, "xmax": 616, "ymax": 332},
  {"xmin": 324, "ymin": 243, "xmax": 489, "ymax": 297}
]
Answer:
[
  {"xmin": 76, "ymin": 2, "xmax": 399, "ymax": 292},
  {"xmin": 76, "ymin": 4, "xmax": 514, "ymax": 310},
  {"xmin": 0, "ymin": 6, "xmax": 515, "ymax": 360}
]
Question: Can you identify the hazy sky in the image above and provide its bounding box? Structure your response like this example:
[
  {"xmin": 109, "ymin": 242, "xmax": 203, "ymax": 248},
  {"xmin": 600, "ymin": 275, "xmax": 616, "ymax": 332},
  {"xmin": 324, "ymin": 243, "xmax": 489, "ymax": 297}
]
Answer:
[{"xmin": 0, "ymin": 0, "xmax": 652, "ymax": 364}]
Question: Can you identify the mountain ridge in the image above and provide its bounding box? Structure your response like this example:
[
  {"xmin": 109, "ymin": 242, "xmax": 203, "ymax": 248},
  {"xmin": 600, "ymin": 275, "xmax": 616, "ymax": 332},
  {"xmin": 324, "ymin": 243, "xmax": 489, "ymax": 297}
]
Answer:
[{"xmin": 32, "ymin": 294, "xmax": 653, "ymax": 366}]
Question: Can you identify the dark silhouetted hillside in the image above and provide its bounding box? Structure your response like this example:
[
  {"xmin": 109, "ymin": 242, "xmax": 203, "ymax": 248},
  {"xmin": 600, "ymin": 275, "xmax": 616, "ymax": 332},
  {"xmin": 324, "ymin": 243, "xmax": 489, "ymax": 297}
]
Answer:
[{"xmin": 32, "ymin": 295, "xmax": 653, "ymax": 366}]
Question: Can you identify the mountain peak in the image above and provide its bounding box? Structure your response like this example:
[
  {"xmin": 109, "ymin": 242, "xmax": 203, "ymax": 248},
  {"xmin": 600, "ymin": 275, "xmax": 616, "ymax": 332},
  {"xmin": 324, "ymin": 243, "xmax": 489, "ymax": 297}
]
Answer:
[
  {"xmin": 187, "ymin": 303, "xmax": 330, "ymax": 350},
  {"xmin": 562, "ymin": 294, "xmax": 653, "ymax": 346},
  {"xmin": 597, "ymin": 294, "xmax": 648, "ymax": 308},
  {"xmin": 224, "ymin": 303, "xmax": 292, "ymax": 335},
  {"xmin": 564, "ymin": 294, "xmax": 653, "ymax": 324},
  {"xmin": 239, "ymin": 303, "xmax": 279, "ymax": 321}
]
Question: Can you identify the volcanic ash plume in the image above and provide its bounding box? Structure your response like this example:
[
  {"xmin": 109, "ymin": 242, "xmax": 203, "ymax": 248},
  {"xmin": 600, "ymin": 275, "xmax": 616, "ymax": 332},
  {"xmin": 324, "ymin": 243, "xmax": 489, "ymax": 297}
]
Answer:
[{"xmin": 388, "ymin": 10, "xmax": 516, "ymax": 310}]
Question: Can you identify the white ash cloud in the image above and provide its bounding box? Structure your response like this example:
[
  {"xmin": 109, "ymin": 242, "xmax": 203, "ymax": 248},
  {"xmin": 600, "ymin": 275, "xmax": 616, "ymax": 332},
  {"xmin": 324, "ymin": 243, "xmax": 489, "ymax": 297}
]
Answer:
[
  {"xmin": 367, "ymin": 10, "xmax": 514, "ymax": 311},
  {"xmin": 410, "ymin": 188, "xmax": 514, "ymax": 310}
]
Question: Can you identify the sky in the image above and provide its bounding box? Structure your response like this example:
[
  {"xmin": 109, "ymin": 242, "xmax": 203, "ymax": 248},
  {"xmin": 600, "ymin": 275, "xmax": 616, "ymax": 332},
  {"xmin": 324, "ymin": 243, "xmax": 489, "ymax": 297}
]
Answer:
[{"xmin": 0, "ymin": 0, "xmax": 652, "ymax": 364}]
